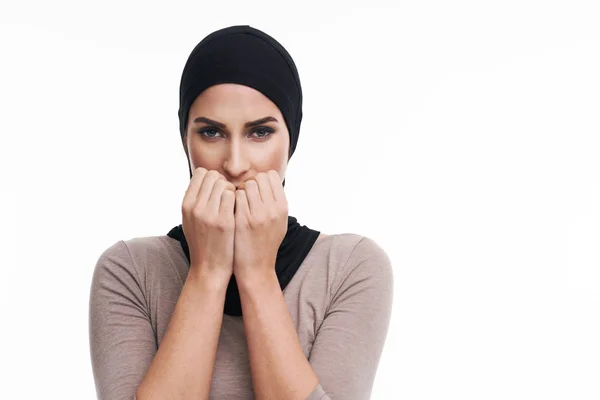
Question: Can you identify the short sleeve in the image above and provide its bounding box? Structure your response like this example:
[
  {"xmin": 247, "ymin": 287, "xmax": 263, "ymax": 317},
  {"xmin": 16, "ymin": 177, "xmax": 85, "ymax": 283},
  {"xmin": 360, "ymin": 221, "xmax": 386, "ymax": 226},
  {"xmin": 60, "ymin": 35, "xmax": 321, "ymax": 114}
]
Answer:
[
  {"xmin": 308, "ymin": 236, "xmax": 394, "ymax": 399},
  {"xmin": 89, "ymin": 240, "xmax": 157, "ymax": 400},
  {"xmin": 306, "ymin": 383, "xmax": 329, "ymax": 400}
]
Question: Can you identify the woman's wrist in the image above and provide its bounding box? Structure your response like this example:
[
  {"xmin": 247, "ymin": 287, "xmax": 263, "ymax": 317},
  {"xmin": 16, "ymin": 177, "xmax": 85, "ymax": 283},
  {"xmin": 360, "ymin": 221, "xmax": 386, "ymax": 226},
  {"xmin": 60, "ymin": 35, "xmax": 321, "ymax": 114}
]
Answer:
[
  {"xmin": 235, "ymin": 268, "xmax": 278, "ymax": 294},
  {"xmin": 187, "ymin": 265, "xmax": 232, "ymax": 292}
]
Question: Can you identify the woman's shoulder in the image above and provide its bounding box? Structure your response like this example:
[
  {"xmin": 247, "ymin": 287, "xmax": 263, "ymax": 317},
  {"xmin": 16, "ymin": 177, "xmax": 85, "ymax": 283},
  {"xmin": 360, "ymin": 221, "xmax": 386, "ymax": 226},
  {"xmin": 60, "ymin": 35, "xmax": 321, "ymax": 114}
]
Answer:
[
  {"xmin": 311, "ymin": 232, "xmax": 394, "ymax": 314},
  {"xmin": 93, "ymin": 234, "xmax": 186, "ymax": 280},
  {"xmin": 315, "ymin": 232, "xmax": 393, "ymax": 281},
  {"xmin": 97, "ymin": 234, "xmax": 180, "ymax": 260},
  {"xmin": 317, "ymin": 232, "xmax": 390, "ymax": 259}
]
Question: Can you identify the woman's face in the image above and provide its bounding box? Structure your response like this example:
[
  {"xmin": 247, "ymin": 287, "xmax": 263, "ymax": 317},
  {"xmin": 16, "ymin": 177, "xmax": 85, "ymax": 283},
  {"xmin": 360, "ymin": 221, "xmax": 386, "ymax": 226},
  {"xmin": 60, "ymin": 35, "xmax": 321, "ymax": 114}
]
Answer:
[{"xmin": 184, "ymin": 83, "xmax": 290, "ymax": 189}]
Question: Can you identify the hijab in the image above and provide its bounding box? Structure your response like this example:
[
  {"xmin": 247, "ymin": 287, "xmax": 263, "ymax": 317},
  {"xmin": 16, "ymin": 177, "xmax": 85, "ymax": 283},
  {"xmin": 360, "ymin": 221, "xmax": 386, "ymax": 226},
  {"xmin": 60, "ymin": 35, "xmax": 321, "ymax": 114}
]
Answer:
[{"xmin": 167, "ymin": 25, "xmax": 320, "ymax": 316}]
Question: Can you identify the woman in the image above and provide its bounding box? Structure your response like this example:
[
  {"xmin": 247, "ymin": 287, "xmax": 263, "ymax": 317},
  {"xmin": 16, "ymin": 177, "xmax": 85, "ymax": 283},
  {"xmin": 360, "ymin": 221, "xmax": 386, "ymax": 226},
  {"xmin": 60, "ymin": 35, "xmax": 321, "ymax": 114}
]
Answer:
[{"xmin": 89, "ymin": 25, "xmax": 393, "ymax": 400}]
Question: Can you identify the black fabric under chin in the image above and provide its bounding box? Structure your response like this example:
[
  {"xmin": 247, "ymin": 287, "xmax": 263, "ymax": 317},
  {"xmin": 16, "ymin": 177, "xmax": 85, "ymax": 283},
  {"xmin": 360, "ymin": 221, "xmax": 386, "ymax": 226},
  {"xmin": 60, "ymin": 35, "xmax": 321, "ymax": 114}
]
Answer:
[{"xmin": 167, "ymin": 216, "xmax": 320, "ymax": 316}]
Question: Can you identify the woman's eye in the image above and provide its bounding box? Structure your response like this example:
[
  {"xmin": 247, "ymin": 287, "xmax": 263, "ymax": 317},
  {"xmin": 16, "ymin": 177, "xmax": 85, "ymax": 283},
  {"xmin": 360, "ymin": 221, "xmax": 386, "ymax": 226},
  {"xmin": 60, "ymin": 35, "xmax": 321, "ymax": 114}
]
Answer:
[
  {"xmin": 198, "ymin": 127, "xmax": 273, "ymax": 140},
  {"xmin": 253, "ymin": 127, "xmax": 273, "ymax": 138},
  {"xmin": 198, "ymin": 128, "xmax": 221, "ymax": 139}
]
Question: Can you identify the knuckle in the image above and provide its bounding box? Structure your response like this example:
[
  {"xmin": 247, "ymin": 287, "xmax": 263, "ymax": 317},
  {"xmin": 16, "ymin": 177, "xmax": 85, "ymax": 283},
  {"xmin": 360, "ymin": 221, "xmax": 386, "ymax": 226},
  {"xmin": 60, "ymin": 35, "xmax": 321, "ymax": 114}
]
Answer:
[
  {"xmin": 213, "ymin": 179, "xmax": 225, "ymax": 190},
  {"xmin": 194, "ymin": 167, "xmax": 207, "ymax": 176},
  {"xmin": 216, "ymin": 218, "xmax": 232, "ymax": 231},
  {"xmin": 192, "ymin": 204, "xmax": 206, "ymax": 219},
  {"xmin": 219, "ymin": 181, "xmax": 235, "ymax": 193},
  {"xmin": 206, "ymin": 170, "xmax": 221, "ymax": 179},
  {"xmin": 221, "ymin": 179, "xmax": 233, "ymax": 190},
  {"xmin": 204, "ymin": 214, "xmax": 218, "ymax": 226}
]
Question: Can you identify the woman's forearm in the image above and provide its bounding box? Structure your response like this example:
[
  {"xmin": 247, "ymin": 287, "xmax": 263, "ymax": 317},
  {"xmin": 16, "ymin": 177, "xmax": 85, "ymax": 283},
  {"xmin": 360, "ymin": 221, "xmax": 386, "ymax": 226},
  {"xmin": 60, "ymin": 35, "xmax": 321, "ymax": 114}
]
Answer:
[
  {"xmin": 136, "ymin": 267, "xmax": 229, "ymax": 400},
  {"xmin": 238, "ymin": 269, "xmax": 320, "ymax": 400}
]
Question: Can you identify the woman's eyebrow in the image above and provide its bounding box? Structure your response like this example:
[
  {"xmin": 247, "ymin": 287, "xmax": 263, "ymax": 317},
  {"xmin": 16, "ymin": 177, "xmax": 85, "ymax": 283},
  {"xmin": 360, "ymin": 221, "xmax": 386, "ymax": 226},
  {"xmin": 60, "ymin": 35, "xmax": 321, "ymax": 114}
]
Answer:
[
  {"xmin": 193, "ymin": 116, "xmax": 226, "ymax": 128},
  {"xmin": 192, "ymin": 116, "xmax": 278, "ymax": 128},
  {"xmin": 244, "ymin": 116, "xmax": 278, "ymax": 127}
]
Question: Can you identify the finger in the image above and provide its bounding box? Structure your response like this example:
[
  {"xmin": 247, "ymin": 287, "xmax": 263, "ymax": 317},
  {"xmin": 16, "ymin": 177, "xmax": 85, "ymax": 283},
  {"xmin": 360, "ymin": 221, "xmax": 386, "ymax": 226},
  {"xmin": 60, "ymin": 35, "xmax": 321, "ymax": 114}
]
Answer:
[
  {"xmin": 255, "ymin": 172, "xmax": 276, "ymax": 210},
  {"xmin": 207, "ymin": 179, "xmax": 235, "ymax": 215},
  {"xmin": 266, "ymin": 170, "xmax": 284, "ymax": 204},
  {"xmin": 235, "ymin": 189, "xmax": 250, "ymax": 220},
  {"xmin": 266, "ymin": 170, "xmax": 287, "ymax": 216},
  {"xmin": 196, "ymin": 170, "xmax": 225, "ymax": 211},
  {"xmin": 182, "ymin": 167, "xmax": 207, "ymax": 210},
  {"xmin": 220, "ymin": 189, "xmax": 235, "ymax": 217},
  {"xmin": 243, "ymin": 180, "xmax": 262, "ymax": 216}
]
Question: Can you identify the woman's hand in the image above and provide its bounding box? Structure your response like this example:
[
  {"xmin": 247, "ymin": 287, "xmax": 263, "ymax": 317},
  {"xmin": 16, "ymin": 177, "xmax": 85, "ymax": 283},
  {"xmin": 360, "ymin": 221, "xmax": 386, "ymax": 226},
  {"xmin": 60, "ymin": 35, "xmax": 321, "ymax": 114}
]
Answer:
[
  {"xmin": 233, "ymin": 170, "xmax": 289, "ymax": 284},
  {"xmin": 182, "ymin": 167, "xmax": 237, "ymax": 283}
]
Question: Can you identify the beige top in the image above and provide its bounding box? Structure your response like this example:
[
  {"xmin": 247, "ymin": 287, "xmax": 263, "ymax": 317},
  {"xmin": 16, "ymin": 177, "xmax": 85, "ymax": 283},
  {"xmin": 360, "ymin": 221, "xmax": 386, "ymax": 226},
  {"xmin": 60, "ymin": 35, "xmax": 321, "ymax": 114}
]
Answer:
[{"xmin": 89, "ymin": 232, "xmax": 394, "ymax": 399}]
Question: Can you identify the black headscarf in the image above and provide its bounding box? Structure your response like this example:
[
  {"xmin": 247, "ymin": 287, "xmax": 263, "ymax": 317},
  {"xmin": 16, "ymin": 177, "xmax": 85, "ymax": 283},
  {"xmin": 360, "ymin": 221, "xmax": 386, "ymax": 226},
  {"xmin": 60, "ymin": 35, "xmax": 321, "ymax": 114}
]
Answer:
[{"xmin": 167, "ymin": 25, "xmax": 320, "ymax": 316}]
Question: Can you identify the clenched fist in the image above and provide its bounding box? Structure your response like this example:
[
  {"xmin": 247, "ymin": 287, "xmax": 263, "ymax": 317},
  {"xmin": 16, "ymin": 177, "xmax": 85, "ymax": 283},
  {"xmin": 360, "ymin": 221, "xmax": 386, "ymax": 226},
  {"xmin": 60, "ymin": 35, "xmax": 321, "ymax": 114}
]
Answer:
[{"xmin": 181, "ymin": 168, "xmax": 236, "ymax": 283}]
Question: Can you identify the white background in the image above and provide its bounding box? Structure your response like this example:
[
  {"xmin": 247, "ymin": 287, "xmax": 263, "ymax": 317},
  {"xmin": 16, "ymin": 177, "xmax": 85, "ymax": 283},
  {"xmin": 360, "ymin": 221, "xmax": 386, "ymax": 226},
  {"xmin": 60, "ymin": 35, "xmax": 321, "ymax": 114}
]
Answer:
[{"xmin": 1, "ymin": 0, "xmax": 599, "ymax": 399}]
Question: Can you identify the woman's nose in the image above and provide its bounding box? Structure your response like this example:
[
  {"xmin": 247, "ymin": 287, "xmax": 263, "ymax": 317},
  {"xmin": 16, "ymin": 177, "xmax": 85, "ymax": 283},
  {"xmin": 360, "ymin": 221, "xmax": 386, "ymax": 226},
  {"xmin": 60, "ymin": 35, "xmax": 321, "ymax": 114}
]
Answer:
[{"xmin": 223, "ymin": 143, "xmax": 250, "ymax": 180}]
